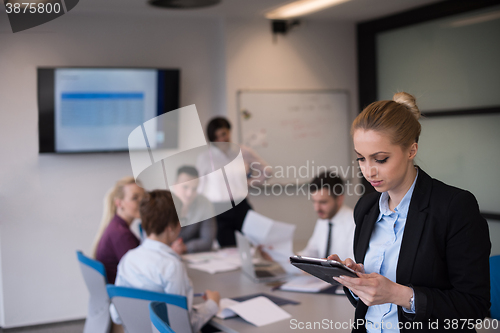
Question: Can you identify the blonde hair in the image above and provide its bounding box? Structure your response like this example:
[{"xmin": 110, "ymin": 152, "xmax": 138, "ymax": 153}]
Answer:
[
  {"xmin": 351, "ymin": 92, "xmax": 421, "ymax": 149},
  {"xmin": 91, "ymin": 176, "xmax": 138, "ymax": 258}
]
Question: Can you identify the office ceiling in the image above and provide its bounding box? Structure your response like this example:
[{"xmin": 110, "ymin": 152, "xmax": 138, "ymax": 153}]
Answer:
[{"xmin": 75, "ymin": 0, "xmax": 442, "ymax": 22}]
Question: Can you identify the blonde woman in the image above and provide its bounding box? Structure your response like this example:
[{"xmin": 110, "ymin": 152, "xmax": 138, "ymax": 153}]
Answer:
[
  {"xmin": 92, "ymin": 176, "xmax": 145, "ymax": 284},
  {"xmin": 330, "ymin": 92, "xmax": 490, "ymax": 332}
]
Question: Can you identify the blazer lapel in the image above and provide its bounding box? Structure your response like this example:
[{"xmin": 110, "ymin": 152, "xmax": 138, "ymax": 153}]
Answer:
[
  {"xmin": 396, "ymin": 168, "xmax": 432, "ymax": 284},
  {"xmin": 355, "ymin": 204, "xmax": 380, "ymax": 263}
]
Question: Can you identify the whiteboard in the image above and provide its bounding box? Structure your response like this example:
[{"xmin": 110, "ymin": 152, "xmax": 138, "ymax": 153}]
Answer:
[{"xmin": 237, "ymin": 90, "xmax": 351, "ymax": 185}]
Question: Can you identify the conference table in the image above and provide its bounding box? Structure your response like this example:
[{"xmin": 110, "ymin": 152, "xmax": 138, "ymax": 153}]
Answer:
[
  {"xmin": 188, "ymin": 265, "xmax": 500, "ymax": 333},
  {"xmin": 188, "ymin": 266, "xmax": 356, "ymax": 333}
]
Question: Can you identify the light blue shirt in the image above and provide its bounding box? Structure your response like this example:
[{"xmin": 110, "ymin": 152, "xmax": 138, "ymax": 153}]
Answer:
[
  {"xmin": 364, "ymin": 170, "xmax": 418, "ymax": 333},
  {"xmin": 111, "ymin": 238, "xmax": 218, "ymax": 333}
]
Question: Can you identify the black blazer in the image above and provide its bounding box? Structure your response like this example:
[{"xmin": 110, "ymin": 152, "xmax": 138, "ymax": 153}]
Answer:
[{"xmin": 345, "ymin": 168, "xmax": 491, "ymax": 332}]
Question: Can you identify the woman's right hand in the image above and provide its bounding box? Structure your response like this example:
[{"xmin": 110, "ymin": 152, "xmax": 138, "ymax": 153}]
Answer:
[{"xmin": 327, "ymin": 254, "xmax": 365, "ymax": 275}]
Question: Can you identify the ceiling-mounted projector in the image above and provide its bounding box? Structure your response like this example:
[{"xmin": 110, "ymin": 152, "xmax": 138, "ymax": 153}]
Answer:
[{"xmin": 149, "ymin": 0, "xmax": 221, "ymax": 9}]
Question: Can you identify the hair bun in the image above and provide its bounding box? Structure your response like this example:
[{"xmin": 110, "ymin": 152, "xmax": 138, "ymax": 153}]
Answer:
[{"xmin": 393, "ymin": 92, "xmax": 421, "ymax": 120}]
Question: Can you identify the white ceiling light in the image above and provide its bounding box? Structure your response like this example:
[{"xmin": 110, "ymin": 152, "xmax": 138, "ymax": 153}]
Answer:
[{"xmin": 265, "ymin": 0, "xmax": 351, "ymax": 20}]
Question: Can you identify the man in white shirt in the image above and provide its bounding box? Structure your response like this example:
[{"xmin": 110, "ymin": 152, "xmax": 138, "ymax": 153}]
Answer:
[
  {"xmin": 300, "ymin": 172, "xmax": 355, "ymax": 260},
  {"xmin": 111, "ymin": 190, "xmax": 220, "ymax": 333}
]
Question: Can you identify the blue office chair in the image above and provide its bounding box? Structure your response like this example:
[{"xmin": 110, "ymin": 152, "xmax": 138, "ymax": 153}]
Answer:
[
  {"xmin": 107, "ymin": 285, "xmax": 192, "ymax": 333},
  {"xmin": 149, "ymin": 302, "xmax": 175, "ymax": 333},
  {"xmin": 138, "ymin": 222, "xmax": 146, "ymax": 240},
  {"xmin": 76, "ymin": 251, "xmax": 111, "ymax": 333},
  {"xmin": 490, "ymin": 255, "xmax": 500, "ymax": 320}
]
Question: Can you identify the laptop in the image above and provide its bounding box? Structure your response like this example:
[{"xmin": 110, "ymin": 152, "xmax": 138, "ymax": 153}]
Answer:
[{"xmin": 235, "ymin": 231, "xmax": 289, "ymax": 283}]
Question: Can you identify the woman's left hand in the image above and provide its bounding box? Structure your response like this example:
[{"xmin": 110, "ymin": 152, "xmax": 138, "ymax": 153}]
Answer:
[{"xmin": 333, "ymin": 273, "xmax": 412, "ymax": 308}]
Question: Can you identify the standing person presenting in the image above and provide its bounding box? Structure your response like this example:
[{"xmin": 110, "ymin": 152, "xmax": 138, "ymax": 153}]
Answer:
[
  {"xmin": 299, "ymin": 172, "xmax": 355, "ymax": 261},
  {"xmin": 330, "ymin": 92, "xmax": 490, "ymax": 332},
  {"xmin": 197, "ymin": 117, "xmax": 271, "ymax": 247}
]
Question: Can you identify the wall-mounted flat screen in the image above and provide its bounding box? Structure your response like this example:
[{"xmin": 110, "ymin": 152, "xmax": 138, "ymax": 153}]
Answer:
[{"xmin": 38, "ymin": 67, "xmax": 180, "ymax": 153}]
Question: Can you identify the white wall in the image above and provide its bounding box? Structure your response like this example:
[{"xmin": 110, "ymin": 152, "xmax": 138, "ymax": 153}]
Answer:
[
  {"xmin": 224, "ymin": 18, "xmax": 359, "ymax": 242},
  {"xmin": 0, "ymin": 12, "xmax": 225, "ymax": 328}
]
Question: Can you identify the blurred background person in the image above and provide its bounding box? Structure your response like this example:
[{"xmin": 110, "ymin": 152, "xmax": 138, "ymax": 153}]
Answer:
[
  {"xmin": 92, "ymin": 176, "xmax": 144, "ymax": 284},
  {"xmin": 299, "ymin": 172, "xmax": 355, "ymax": 260},
  {"xmin": 171, "ymin": 165, "xmax": 217, "ymax": 255},
  {"xmin": 112, "ymin": 190, "xmax": 220, "ymax": 333},
  {"xmin": 197, "ymin": 117, "xmax": 271, "ymax": 247}
]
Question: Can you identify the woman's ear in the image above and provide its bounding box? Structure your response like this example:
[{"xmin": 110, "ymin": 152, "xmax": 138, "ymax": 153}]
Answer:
[
  {"xmin": 408, "ymin": 142, "xmax": 418, "ymax": 160},
  {"xmin": 114, "ymin": 197, "xmax": 122, "ymax": 210}
]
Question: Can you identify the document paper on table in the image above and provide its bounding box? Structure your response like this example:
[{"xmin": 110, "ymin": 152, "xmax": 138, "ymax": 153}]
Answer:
[
  {"xmin": 184, "ymin": 248, "xmax": 242, "ymax": 274},
  {"xmin": 216, "ymin": 296, "xmax": 291, "ymax": 327},
  {"xmin": 187, "ymin": 261, "xmax": 240, "ymax": 274}
]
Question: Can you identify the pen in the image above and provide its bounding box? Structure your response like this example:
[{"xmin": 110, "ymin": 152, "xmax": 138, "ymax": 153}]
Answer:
[{"xmin": 194, "ymin": 293, "xmax": 205, "ymax": 297}]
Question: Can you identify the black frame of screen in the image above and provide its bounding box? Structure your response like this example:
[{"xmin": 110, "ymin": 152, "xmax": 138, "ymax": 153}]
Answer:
[
  {"xmin": 357, "ymin": 0, "xmax": 500, "ymax": 221},
  {"xmin": 37, "ymin": 67, "xmax": 180, "ymax": 154}
]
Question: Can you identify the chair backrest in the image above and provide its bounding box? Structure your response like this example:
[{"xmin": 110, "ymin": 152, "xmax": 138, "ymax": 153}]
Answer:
[
  {"xmin": 76, "ymin": 251, "xmax": 111, "ymax": 333},
  {"xmin": 107, "ymin": 285, "xmax": 192, "ymax": 333},
  {"xmin": 138, "ymin": 222, "xmax": 146, "ymax": 240},
  {"xmin": 490, "ymin": 255, "xmax": 500, "ymax": 320},
  {"xmin": 149, "ymin": 302, "xmax": 175, "ymax": 333}
]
